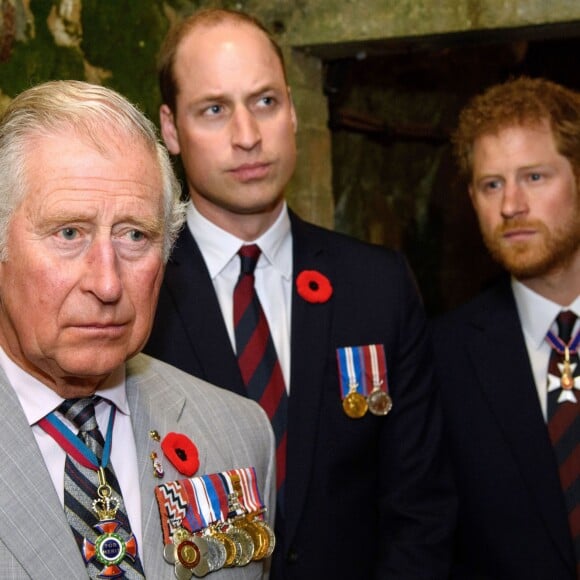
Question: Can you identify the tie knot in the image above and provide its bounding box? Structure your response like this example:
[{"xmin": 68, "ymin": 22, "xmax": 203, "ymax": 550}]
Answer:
[
  {"xmin": 556, "ymin": 310, "xmax": 578, "ymax": 343},
  {"xmin": 238, "ymin": 244, "xmax": 261, "ymax": 276},
  {"xmin": 58, "ymin": 397, "xmax": 99, "ymax": 433}
]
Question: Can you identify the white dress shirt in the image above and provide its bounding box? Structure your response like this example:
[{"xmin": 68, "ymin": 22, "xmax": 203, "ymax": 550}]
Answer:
[
  {"xmin": 0, "ymin": 347, "xmax": 143, "ymax": 554},
  {"xmin": 187, "ymin": 201, "xmax": 293, "ymax": 391},
  {"xmin": 512, "ymin": 279, "xmax": 580, "ymax": 420}
]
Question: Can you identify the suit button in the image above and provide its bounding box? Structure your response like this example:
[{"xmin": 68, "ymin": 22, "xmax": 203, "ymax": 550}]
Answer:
[{"xmin": 286, "ymin": 550, "xmax": 299, "ymax": 564}]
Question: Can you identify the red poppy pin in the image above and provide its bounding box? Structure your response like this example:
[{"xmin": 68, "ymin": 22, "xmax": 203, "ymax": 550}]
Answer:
[
  {"xmin": 296, "ymin": 270, "xmax": 333, "ymax": 304},
  {"xmin": 161, "ymin": 432, "xmax": 200, "ymax": 477}
]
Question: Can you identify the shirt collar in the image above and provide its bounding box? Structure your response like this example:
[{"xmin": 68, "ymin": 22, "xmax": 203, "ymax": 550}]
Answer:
[
  {"xmin": 0, "ymin": 346, "xmax": 130, "ymax": 426},
  {"xmin": 187, "ymin": 200, "xmax": 292, "ymax": 281},
  {"xmin": 511, "ymin": 277, "xmax": 580, "ymax": 348}
]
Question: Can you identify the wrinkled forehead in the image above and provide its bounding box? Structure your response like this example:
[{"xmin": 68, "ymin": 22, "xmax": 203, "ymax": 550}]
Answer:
[{"xmin": 19, "ymin": 129, "xmax": 163, "ymax": 207}]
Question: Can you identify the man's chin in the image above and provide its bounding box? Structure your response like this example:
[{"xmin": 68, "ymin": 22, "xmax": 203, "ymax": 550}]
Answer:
[
  {"xmin": 54, "ymin": 351, "xmax": 128, "ymax": 383},
  {"xmin": 490, "ymin": 245, "xmax": 560, "ymax": 279}
]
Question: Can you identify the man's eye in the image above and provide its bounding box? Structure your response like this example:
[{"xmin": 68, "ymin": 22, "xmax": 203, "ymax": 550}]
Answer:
[
  {"xmin": 59, "ymin": 227, "xmax": 78, "ymax": 240},
  {"xmin": 127, "ymin": 230, "xmax": 147, "ymax": 242},
  {"xmin": 479, "ymin": 180, "xmax": 500, "ymax": 192},
  {"xmin": 129, "ymin": 230, "xmax": 146, "ymax": 242},
  {"xmin": 205, "ymin": 104, "xmax": 222, "ymax": 116}
]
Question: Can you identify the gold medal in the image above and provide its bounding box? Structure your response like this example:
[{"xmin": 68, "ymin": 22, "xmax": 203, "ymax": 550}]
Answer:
[
  {"xmin": 209, "ymin": 529, "xmax": 237, "ymax": 567},
  {"xmin": 235, "ymin": 519, "xmax": 264, "ymax": 560},
  {"xmin": 236, "ymin": 516, "xmax": 275, "ymax": 560},
  {"xmin": 252, "ymin": 519, "xmax": 275, "ymax": 559},
  {"xmin": 368, "ymin": 389, "xmax": 392, "ymax": 416},
  {"xmin": 561, "ymin": 347, "xmax": 574, "ymax": 390},
  {"xmin": 337, "ymin": 346, "xmax": 371, "ymax": 419},
  {"xmin": 561, "ymin": 370, "xmax": 574, "ymax": 390},
  {"xmin": 224, "ymin": 524, "xmax": 254, "ymax": 566},
  {"xmin": 343, "ymin": 391, "xmax": 368, "ymax": 418}
]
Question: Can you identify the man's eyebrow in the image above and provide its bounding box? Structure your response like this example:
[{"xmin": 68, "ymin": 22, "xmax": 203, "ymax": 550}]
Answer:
[
  {"xmin": 37, "ymin": 213, "xmax": 165, "ymax": 233},
  {"xmin": 119, "ymin": 216, "xmax": 165, "ymax": 236},
  {"xmin": 192, "ymin": 83, "xmax": 280, "ymax": 103}
]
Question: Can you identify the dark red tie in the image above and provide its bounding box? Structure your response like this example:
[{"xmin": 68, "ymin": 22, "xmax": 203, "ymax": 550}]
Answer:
[
  {"xmin": 233, "ymin": 244, "xmax": 288, "ymax": 502},
  {"xmin": 546, "ymin": 310, "xmax": 579, "ymax": 572}
]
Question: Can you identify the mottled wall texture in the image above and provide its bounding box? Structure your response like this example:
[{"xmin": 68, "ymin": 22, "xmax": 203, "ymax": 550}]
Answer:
[{"xmin": 2, "ymin": 1, "xmax": 580, "ymax": 313}]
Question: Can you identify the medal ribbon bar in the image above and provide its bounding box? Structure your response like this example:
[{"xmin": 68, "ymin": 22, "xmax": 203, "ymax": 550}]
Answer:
[{"xmin": 337, "ymin": 346, "xmax": 365, "ymax": 398}]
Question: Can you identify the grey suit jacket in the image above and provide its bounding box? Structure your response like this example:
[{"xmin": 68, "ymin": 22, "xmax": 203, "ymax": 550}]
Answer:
[{"xmin": 0, "ymin": 354, "xmax": 276, "ymax": 579}]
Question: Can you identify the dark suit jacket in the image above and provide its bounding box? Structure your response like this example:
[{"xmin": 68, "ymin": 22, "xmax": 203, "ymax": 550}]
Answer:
[
  {"xmin": 145, "ymin": 210, "xmax": 455, "ymax": 579},
  {"xmin": 432, "ymin": 276, "xmax": 576, "ymax": 579}
]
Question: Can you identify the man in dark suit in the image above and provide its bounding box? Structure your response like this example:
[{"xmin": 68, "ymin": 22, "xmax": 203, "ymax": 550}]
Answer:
[
  {"xmin": 145, "ymin": 8, "xmax": 455, "ymax": 579},
  {"xmin": 433, "ymin": 77, "xmax": 580, "ymax": 579}
]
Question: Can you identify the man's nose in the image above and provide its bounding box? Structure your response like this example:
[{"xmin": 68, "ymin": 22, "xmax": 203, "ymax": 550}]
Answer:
[
  {"xmin": 231, "ymin": 106, "xmax": 261, "ymax": 150},
  {"xmin": 501, "ymin": 180, "xmax": 529, "ymax": 219},
  {"xmin": 81, "ymin": 238, "xmax": 123, "ymax": 303}
]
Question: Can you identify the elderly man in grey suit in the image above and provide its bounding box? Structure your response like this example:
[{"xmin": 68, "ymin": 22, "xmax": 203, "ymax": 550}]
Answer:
[{"xmin": 0, "ymin": 80, "xmax": 275, "ymax": 579}]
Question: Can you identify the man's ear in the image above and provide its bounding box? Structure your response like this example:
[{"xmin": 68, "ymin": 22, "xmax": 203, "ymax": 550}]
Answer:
[
  {"xmin": 159, "ymin": 104, "xmax": 181, "ymax": 155},
  {"xmin": 287, "ymin": 87, "xmax": 298, "ymax": 134},
  {"xmin": 468, "ymin": 184, "xmax": 477, "ymax": 210}
]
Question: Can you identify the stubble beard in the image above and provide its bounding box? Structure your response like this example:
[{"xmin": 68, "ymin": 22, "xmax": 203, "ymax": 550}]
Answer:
[{"xmin": 482, "ymin": 213, "xmax": 580, "ymax": 280}]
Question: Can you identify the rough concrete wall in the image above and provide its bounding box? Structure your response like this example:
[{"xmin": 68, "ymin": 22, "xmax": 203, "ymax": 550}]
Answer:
[
  {"xmin": 277, "ymin": 0, "xmax": 580, "ymax": 49},
  {"xmin": 285, "ymin": 49, "xmax": 333, "ymax": 228}
]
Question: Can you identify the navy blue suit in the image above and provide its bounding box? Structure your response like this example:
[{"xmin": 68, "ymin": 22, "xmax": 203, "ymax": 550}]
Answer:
[
  {"xmin": 146, "ymin": 210, "xmax": 455, "ymax": 579},
  {"xmin": 432, "ymin": 277, "xmax": 576, "ymax": 579}
]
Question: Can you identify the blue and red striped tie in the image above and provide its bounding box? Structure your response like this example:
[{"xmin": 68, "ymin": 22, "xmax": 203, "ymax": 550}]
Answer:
[
  {"xmin": 546, "ymin": 310, "xmax": 579, "ymax": 574},
  {"xmin": 233, "ymin": 244, "xmax": 288, "ymax": 507}
]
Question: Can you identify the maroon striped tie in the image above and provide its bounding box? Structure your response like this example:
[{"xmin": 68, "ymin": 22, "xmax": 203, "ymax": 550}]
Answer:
[
  {"xmin": 233, "ymin": 244, "xmax": 288, "ymax": 502},
  {"xmin": 546, "ymin": 310, "xmax": 579, "ymax": 572}
]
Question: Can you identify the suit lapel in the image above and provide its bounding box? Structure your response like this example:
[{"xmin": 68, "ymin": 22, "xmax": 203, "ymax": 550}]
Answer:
[
  {"xmin": 466, "ymin": 281, "xmax": 573, "ymax": 566},
  {"xmin": 0, "ymin": 372, "xmax": 88, "ymax": 577},
  {"xmin": 127, "ymin": 357, "xmax": 192, "ymax": 579},
  {"xmin": 128, "ymin": 354, "xmax": 276, "ymax": 580},
  {"xmin": 164, "ymin": 228, "xmax": 246, "ymax": 395},
  {"xmin": 285, "ymin": 213, "xmax": 333, "ymax": 543}
]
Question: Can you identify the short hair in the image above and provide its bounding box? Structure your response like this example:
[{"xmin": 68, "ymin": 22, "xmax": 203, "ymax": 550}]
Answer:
[
  {"xmin": 0, "ymin": 80, "xmax": 186, "ymax": 262},
  {"xmin": 453, "ymin": 77, "xmax": 580, "ymax": 181},
  {"xmin": 158, "ymin": 8, "xmax": 287, "ymax": 113}
]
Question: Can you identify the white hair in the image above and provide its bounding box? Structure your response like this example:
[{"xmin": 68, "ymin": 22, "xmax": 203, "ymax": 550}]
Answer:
[{"xmin": 0, "ymin": 80, "xmax": 186, "ymax": 261}]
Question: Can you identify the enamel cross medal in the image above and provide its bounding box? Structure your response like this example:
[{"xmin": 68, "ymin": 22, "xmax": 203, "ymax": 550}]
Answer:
[
  {"xmin": 37, "ymin": 404, "xmax": 141, "ymax": 578},
  {"xmin": 546, "ymin": 330, "xmax": 580, "ymax": 404},
  {"xmin": 82, "ymin": 466, "xmax": 139, "ymax": 577}
]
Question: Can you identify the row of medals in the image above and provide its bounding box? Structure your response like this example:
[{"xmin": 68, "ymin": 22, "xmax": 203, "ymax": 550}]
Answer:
[
  {"xmin": 343, "ymin": 383, "xmax": 393, "ymax": 419},
  {"xmin": 164, "ymin": 508, "xmax": 275, "ymax": 579}
]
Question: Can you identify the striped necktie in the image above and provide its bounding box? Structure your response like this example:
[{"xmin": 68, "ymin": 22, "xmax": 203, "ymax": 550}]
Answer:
[
  {"xmin": 546, "ymin": 310, "xmax": 579, "ymax": 573},
  {"xmin": 233, "ymin": 244, "xmax": 288, "ymax": 507},
  {"xmin": 60, "ymin": 397, "xmax": 145, "ymax": 579}
]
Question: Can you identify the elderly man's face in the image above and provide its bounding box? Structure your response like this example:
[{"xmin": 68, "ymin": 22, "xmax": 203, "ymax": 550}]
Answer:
[{"xmin": 0, "ymin": 130, "xmax": 165, "ymax": 395}]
